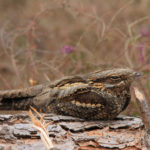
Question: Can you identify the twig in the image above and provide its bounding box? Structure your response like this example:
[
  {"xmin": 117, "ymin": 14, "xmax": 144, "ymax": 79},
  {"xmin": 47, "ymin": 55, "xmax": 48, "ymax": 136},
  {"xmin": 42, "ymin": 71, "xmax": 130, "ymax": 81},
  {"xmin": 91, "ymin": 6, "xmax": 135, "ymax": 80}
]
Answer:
[
  {"xmin": 134, "ymin": 87, "xmax": 150, "ymax": 129},
  {"xmin": 108, "ymin": 0, "xmax": 134, "ymax": 29},
  {"xmin": 0, "ymin": 26, "xmax": 23, "ymax": 87},
  {"xmin": 25, "ymin": 7, "xmax": 48, "ymax": 81},
  {"xmin": 133, "ymin": 87, "xmax": 150, "ymax": 148}
]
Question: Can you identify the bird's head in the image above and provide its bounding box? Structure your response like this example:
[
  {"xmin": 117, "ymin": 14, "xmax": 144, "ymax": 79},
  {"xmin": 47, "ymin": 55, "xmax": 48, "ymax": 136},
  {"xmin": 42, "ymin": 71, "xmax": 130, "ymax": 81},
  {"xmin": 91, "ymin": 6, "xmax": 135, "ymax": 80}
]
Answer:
[{"xmin": 88, "ymin": 68, "xmax": 141, "ymax": 88}]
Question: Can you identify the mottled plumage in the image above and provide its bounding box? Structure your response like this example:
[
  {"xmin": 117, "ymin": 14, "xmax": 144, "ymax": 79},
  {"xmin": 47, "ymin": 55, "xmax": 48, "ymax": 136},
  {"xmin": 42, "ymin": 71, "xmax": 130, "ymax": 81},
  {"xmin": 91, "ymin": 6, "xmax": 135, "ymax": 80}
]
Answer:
[{"xmin": 0, "ymin": 68, "xmax": 141, "ymax": 120}]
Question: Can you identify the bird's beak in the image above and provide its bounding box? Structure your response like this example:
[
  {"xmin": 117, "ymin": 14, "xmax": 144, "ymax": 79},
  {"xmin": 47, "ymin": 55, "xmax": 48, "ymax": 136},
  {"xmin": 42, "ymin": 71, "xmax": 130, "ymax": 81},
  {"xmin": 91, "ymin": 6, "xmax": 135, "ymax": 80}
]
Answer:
[{"xmin": 134, "ymin": 72, "xmax": 142, "ymax": 78}]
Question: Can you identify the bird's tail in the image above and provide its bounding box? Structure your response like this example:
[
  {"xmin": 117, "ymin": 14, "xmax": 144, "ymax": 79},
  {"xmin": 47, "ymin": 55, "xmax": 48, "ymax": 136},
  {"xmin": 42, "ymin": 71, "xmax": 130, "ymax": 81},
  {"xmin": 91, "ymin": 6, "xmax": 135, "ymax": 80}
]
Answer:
[{"xmin": 0, "ymin": 84, "xmax": 45, "ymax": 110}]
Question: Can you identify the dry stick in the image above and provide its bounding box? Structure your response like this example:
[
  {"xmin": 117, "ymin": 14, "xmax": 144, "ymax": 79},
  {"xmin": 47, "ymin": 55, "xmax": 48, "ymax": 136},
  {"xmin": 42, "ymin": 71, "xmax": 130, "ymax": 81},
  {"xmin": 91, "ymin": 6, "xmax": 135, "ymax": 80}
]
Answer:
[
  {"xmin": 134, "ymin": 87, "xmax": 150, "ymax": 129},
  {"xmin": 0, "ymin": 28, "xmax": 23, "ymax": 87},
  {"xmin": 26, "ymin": 8, "xmax": 48, "ymax": 81},
  {"xmin": 133, "ymin": 87, "xmax": 150, "ymax": 148}
]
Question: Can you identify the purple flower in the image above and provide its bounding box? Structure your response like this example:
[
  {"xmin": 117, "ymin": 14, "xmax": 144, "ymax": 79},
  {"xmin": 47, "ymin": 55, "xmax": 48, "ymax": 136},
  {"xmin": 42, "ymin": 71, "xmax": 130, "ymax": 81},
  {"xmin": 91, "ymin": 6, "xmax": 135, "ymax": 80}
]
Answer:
[
  {"xmin": 61, "ymin": 45, "xmax": 74, "ymax": 54},
  {"xmin": 138, "ymin": 44, "xmax": 145, "ymax": 51},
  {"xmin": 140, "ymin": 28, "xmax": 150, "ymax": 37},
  {"xmin": 137, "ymin": 44, "xmax": 145, "ymax": 64}
]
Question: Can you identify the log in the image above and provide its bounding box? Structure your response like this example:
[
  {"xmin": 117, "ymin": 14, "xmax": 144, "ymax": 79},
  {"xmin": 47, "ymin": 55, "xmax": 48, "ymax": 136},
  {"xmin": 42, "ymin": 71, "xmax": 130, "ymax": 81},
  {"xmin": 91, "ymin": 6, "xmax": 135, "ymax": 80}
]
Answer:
[{"xmin": 0, "ymin": 111, "xmax": 147, "ymax": 150}]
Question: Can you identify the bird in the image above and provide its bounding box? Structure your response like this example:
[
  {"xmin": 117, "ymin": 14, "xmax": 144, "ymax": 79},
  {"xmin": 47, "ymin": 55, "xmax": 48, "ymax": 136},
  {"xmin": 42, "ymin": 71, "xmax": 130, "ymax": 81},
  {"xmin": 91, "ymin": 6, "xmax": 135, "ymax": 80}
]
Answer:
[{"xmin": 0, "ymin": 68, "xmax": 141, "ymax": 120}]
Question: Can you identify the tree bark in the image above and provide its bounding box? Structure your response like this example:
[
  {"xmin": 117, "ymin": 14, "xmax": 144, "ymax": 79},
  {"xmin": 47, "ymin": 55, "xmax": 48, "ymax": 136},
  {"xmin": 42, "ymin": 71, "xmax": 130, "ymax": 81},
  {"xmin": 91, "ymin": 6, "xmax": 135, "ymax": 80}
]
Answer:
[{"xmin": 0, "ymin": 111, "xmax": 146, "ymax": 150}]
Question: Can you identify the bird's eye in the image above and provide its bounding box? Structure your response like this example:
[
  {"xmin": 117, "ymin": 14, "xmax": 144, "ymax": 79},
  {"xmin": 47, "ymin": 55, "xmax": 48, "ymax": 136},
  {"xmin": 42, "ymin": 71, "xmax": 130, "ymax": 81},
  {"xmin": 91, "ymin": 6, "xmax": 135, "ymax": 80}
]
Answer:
[{"xmin": 110, "ymin": 76, "xmax": 120, "ymax": 80}]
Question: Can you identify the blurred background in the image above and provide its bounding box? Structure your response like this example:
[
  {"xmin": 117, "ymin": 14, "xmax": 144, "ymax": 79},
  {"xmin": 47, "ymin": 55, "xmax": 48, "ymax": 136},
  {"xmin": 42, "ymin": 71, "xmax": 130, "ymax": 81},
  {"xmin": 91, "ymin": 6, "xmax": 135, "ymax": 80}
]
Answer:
[{"xmin": 0, "ymin": 0, "xmax": 149, "ymax": 116}]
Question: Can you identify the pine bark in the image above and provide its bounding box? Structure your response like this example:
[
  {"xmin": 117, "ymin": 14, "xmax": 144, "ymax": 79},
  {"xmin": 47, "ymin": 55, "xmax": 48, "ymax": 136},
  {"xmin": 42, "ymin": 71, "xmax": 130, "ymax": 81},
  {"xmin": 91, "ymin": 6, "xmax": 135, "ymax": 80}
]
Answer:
[{"xmin": 0, "ymin": 112, "xmax": 146, "ymax": 150}]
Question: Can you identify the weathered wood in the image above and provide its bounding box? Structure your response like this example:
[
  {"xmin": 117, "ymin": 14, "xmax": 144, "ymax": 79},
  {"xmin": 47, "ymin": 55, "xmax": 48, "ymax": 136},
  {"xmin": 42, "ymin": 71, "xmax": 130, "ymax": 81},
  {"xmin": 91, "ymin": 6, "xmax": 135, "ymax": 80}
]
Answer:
[
  {"xmin": 0, "ymin": 111, "xmax": 146, "ymax": 150},
  {"xmin": 134, "ymin": 87, "xmax": 150, "ymax": 149}
]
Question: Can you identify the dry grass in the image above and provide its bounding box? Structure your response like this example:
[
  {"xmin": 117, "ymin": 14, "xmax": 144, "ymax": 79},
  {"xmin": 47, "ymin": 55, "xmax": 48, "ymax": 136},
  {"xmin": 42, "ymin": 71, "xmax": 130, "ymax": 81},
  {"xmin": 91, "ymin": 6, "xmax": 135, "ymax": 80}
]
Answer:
[
  {"xmin": 0, "ymin": 0, "xmax": 149, "ymax": 116},
  {"xmin": 29, "ymin": 106, "xmax": 54, "ymax": 150}
]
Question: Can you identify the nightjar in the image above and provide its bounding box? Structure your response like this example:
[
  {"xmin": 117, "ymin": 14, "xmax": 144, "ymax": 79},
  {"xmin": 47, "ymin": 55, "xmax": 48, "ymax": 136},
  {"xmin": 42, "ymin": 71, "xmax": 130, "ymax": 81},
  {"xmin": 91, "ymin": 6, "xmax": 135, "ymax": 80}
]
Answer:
[{"xmin": 0, "ymin": 68, "xmax": 141, "ymax": 120}]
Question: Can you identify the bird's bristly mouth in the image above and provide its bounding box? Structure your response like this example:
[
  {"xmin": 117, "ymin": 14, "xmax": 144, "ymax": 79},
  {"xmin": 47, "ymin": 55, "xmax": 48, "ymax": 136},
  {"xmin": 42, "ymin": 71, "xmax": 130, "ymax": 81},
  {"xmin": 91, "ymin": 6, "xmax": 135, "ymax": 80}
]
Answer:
[{"xmin": 134, "ymin": 72, "xmax": 142, "ymax": 77}]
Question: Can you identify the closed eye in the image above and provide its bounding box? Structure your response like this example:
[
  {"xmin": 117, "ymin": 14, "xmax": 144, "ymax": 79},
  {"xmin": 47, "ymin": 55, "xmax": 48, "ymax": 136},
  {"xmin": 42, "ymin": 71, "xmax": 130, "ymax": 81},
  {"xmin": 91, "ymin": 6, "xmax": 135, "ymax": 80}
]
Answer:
[{"xmin": 110, "ymin": 76, "xmax": 120, "ymax": 80}]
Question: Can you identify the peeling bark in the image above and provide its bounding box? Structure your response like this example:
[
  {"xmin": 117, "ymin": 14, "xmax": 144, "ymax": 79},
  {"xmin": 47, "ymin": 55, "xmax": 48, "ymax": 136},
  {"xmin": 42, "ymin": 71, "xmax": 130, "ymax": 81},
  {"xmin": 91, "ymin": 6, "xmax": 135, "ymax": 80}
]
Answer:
[{"xmin": 0, "ymin": 111, "xmax": 146, "ymax": 150}]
